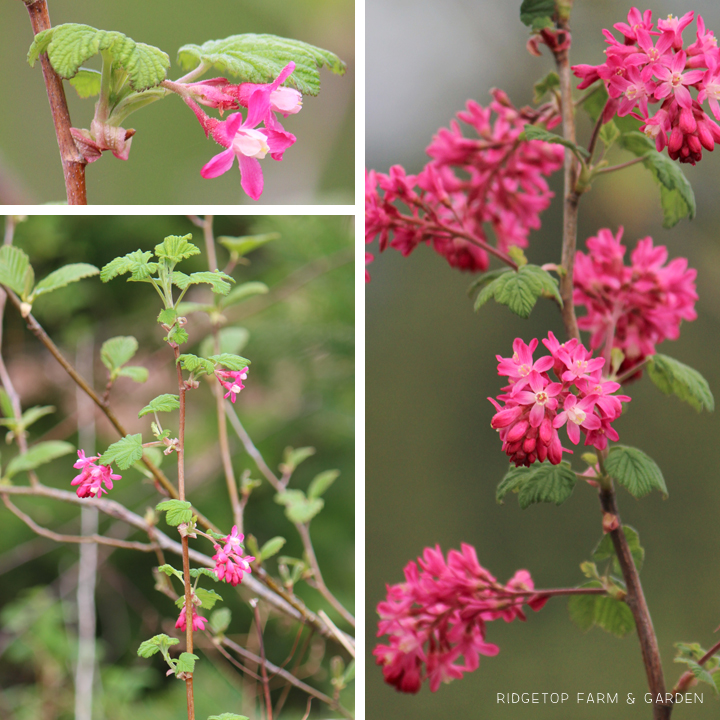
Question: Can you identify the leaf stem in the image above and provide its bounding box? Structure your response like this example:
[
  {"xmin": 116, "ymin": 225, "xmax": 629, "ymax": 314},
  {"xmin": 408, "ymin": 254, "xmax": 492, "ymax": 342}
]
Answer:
[
  {"xmin": 595, "ymin": 157, "xmax": 646, "ymax": 175},
  {"xmin": 23, "ymin": 0, "xmax": 87, "ymax": 204}
]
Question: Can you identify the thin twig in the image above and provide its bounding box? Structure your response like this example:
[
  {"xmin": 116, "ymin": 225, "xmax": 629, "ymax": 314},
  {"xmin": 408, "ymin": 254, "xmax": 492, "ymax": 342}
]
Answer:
[
  {"xmin": 595, "ymin": 157, "xmax": 646, "ymax": 175},
  {"xmin": 23, "ymin": 0, "xmax": 87, "ymax": 204},
  {"xmin": 251, "ymin": 599, "xmax": 273, "ymax": 720}
]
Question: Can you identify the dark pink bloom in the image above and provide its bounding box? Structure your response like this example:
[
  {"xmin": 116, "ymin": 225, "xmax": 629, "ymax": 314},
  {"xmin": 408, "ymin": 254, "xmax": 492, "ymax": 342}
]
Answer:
[
  {"xmin": 212, "ymin": 525, "xmax": 255, "ymax": 586},
  {"xmin": 175, "ymin": 606, "xmax": 208, "ymax": 632},
  {"xmin": 574, "ymin": 227, "xmax": 697, "ymax": 372},
  {"xmin": 215, "ymin": 368, "xmax": 248, "ymax": 403},
  {"xmin": 71, "ymin": 450, "xmax": 121, "ymax": 499},
  {"xmin": 375, "ymin": 544, "xmax": 545, "ymax": 693}
]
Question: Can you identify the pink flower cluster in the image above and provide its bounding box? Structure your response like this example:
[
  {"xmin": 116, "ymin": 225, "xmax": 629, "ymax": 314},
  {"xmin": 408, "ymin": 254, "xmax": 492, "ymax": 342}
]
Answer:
[
  {"xmin": 374, "ymin": 544, "xmax": 547, "ymax": 693},
  {"xmin": 212, "ymin": 525, "xmax": 255, "ymax": 586},
  {"xmin": 574, "ymin": 227, "xmax": 697, "ymax": 372},
  {"xmin": 175, "ymin": 604, "xmax": 208, "ymax": 632},
  {"xmin": 71, "ymin": 450, "xmax": 121, "ymax": 499},
  {"xmin": 183, "ymin": 63, "xmax": 300, "ymax": 199},
  {"xmin": 573, "ymin": 8, "xmax": 720, "ymax": 164},
  {"xmin": 365, "ymin": 90, "xmax": 565, "ymax": 281},
  {"xmin": 215, "ymin": 367, "xmax": 249, "ymax": 403},
  {"xmin": 489, "ymin": 334, "xmax": 631, "ymax": 466}
]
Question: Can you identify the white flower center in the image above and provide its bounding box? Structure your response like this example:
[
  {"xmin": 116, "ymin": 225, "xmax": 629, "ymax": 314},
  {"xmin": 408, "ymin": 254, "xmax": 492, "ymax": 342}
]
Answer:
[
  {"xmin": 232, "ymin": 128, "xmax": 270, "ymax": 159},
  {"xmin": 231, "ymin": 383, "xmax": 243, "ymax": 393},
  {"xmin": 568, "ymin": 407, "xmax": 587, "ymax": 424}
]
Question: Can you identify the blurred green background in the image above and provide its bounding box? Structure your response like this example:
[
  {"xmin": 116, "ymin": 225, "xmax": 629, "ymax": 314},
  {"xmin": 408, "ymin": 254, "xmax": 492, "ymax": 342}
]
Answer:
[
  {"xmin": 0, "ymin": 214, "xmax": 354, "ymax": 719},
  {"xmin": 367, "ymin": 1, "xmax": 720, "ymax": 718},
  {"xmin": 2, "ymin": 1, "xmax": 354, "ymax": 204}
]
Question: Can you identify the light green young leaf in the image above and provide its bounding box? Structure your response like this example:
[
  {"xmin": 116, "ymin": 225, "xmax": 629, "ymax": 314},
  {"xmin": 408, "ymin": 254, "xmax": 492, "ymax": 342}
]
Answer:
[
  {"xmin": 188, "ymin": 567, "xmax": 219, "ymax": 582},
  {"xmin": 138, "ymin": 394, "xmax": 180, "ymax": 418},
  {"xmin": 176, "ymin": 271, "xmax": 235, "ymax": 296},
  {"xmin": 275, "ymin": 490, "xmax": 325, "ymax": 524},
  {"xmin": 281, "ymin": 446, "xmax": 316, "ymax": 473},
  {"xmin": 136, "ymin": 633, "xmax": 179, "ymax": 658},
  {"xmin": 101, "ymin": 250, "xmax": 158, "ymax": 282},
  {"xmin": 28, "ymin": 24, "xmax": 170, "ymax": 91},
  {"xmin": 116, "ymin": 366, "xmax": 148, "ymax": 383},
  {"xmin": 154, "ymin": 235, "xmax": 200, "ymax": 262},
  {"xmin": 98, "ymin": 433, "xmax": 143, "ymax": 470},
  {"xmin": 31, "ymin": 264, "xmax": 99, "ymax": 301},
  {"xmin": 259, "ymin": 536, "xmax": 286, "ymax": 561},
  {"xmin": 0, "ymin": 246, "xmax": 33, "ymax": 299},
  {"xmin": 605, "ymin": 445, "xmax": 668, "ymax": 499},
  {"xmin": 178, "ymin": 354, "xmax": 216, "ymax": 376},
  {"xmin": 207, "ymin": 714, "xmax": 250, "ymax": 720},
  {"xmin": 647, "ymin": 354, "xmax": 714, "ymax": 412},
  {"xmin": 177, "ymin": 35, "xmax": 346, "ymax": 97},
  {"xmin": 673, "ymin": 659, "xmax": 718, "ymax": 693},
  {"xmin": 219, "ymin": 282, "xmax": 269, "ymax": 309},
  {"xmin": 156, "ymin": 499, "xmax": 193, "ymax": 526},
  {"xmin": 69, "ymin": 68, "xmax": 102, "ymax": 97},
  {"xmin": 157, "ymin": 308, "xmax": 178, "ymax": 326},
  {"xmin": 599, "ymin": 120, "xmax": 620, "ymax": 149},
  {"xmin": 522, "ymin": 125, "xmax": 590, "ymax": 161},
  {"xmin": 195, "ymin": 588, "xmax": 223, "ymax": 611},
  {"xmin": 209, "ymin": 607, "xmax": 232, "ymax": 635},
  {"xmin": 5, "ymin": 441, "xmax": 74, "ymax": 478},
  {"xmin": 101, "ymin": 336, "xmax": 139, "ymax": 372},
  {"xmin": 592, "ymin": 525, "xmax": 645, "ymax": 573},
  {"xmin": 175, "ymin": 652, "xmax": 199, "ymax": 674},
  {"xmin": 218, "ymin": 233, "xmax": 279, "ymax": 257},
  {"xmin": 307, "ymin": 469, "xmax": 340, "ymax": 499},
  {"xmin": 209, "ymin": 353, "xmax": 251, "ymax": 371},
  {"xmin": 0, "ymin": 405, "xmax": 55, "ymax": 433},
  {"xmin": 157, "ymin": 564, "xmax": 184, "ymax": 581},
  {"xmin": 619, "ymin": 132, "xmax": 696, "ymax": 228},
  {"xmin": 199, "ymin": 327, "xmax": 250, "ymax": 360}
]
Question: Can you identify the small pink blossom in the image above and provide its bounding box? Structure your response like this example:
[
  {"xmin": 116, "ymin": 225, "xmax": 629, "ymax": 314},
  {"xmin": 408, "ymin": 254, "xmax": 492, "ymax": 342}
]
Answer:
[
  {"xmin": 216, "ymin": 368, "xmax": 249, "ymax": 403},
  {"xmin": 71, "ymin": 450, "xmax": 121, "ymax": 499},
  {"xmin": 175, "ymin": 606, "xmax": 208, "ymax": 632},
  {"xmin": 212, "ymin": 525, "xmax": 255, "ymax": 586}
]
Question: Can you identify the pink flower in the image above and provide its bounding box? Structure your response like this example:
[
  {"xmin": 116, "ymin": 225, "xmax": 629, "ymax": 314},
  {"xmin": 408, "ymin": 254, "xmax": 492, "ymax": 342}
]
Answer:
[
  {"xmin": 215, "ymin": 368, "xmax": 248, "ymax": 403},
  {"xmin": 574, "ymin": 227, "xmax": 697, "ymax": 372},
  {"xmin": 175, "ymin": 606, "xmax": 208, "ymax": 632},
  {"xmin": 212, "ymin": 525, "xmax": 255, "ymax": 586},
  {"xmin": 71, "ymin": 450, "xmax": 121, "ymax": 499},
  {"xmin": 375, "ymin": 544, "xmax": 545, "ymax": 693}
]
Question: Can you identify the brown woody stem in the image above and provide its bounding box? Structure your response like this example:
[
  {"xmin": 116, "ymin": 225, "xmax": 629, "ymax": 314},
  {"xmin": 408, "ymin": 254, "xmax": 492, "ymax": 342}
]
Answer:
[{"xmin": 23, "ymin": 0, "xmax": 87, "ymax": 204}]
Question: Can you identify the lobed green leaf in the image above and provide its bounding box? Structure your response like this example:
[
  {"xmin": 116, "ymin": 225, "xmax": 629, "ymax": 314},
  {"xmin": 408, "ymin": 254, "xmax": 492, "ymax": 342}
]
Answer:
[
  {"xmin": 605, "ymin": 445, "xmax": 668, "ymax": 499},
  {"xmin": 101, "ymin": 336, "xmax": 139, "ymax": 372},
  {"xmin": 209, "ymin": 353, "xmax": 251, "ymax": 371},
  {"xmin": 568, "ymin": 582, "xmax": 635, "ymax": 637},
  {"xmin": 172, "ymin": 270, "xmax": 234, "ymax": 296},
  {"xmin": 98, "ymin": 433, "xmax": 143, "ymax": 470},
  {"xmin": 154, "ymin": 234, "xmax": 200, "ymax": 262},
  {"xmin": 592, "ymin": 525, "xmax": 645, "ymax": 573},
  {"xmin": 138, "ymin": 394, "xmax": 180, "ymax": 418},
  {"xmin": 31, "ymin": 263, "xmax": 99, "ymax": 301},
  {"xmin": 0, "ymin": 246, "xmax": 34, "ymax": 300},
  {"xmin": 116, "ymin": 366, "xmax": 148, "ymax": 383},
  {"xmin": 496, "ymin": 462, "xmax": 576, "ymax": 508},
  {"xmin": 218, "ymin": 233, "xmax": 279, "ymax": 257},
  {"xmin": 275, "ymin": 490, "xmax": 324, "ymax": 524},
  {"xmin": 69, "ymin": 68, "xmax": 102, "ymax": 97},
  {"xmin": 647, "ymin": 354, "xmax": 714, "ymax": 412},
  {"xmin": 101, "ymin": 250, "xmax": 158, "ymax": 282},
  {"xmin": 195, "ymin": 588, "xmax": 222, "ymax": 611},
  {"xmin": 156, "ymin": 499, "xmax": 193, "ymax": 526},
  {"xmin": 307, "ymin": 469, "xmax": 340, "ymax": 499},
  {"xmin": 136, "ymin": 633, "xmax": 179, "ymax": 658},
  {"xmin": 209, "ymin": 607, "xmax": 232, "ymax": 635},
  {"xmin": 175, "ymin": 652, "xmax": 199, "ymax": 674},
  {"xmin": 178, "ymin": 354, "xmax": 216, "ymax": 376}
]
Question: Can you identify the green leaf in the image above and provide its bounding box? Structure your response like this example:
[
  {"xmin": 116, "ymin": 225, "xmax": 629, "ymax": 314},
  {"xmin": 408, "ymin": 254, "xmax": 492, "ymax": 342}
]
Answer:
[
  {"xmin": 136, "ymin": 633, "xmax": 179, "ymax": 658},
  {"xmin": 195, "ymin": 588, "xmax": 222, "ymax": 611},
  {"xmin": 275, "ymin": 490, "xmax": 325, "ymax": 524},
  {"xmin": 496, "ymin": 462, "xmax": 576, "ymax": 508},
  {"xmin": 533, "ymin": 71, "xmax": 560, "ymax": 103},
  {"xmin": 647, "ymin": 354, "xmax": 714, "ymax": 412},
  {"xmin": 592, "ymin": 525, "xmax": 645, "ymax": 573},
  {"xmin": 154, "ymin": 235, "xmax": 200, "ymax": 262},
  {"xmin": 101, "ymin": 336, "xmax": 139, "ymax": 372},
  {"xmin": 522, "ymin": 125, "xmax": 590, "ymax": 161},
  {"xmin": 467, "ymin": 268, "xmax": 512, "ymax": 297},
  {"xmin": 98, "ymin": 433, "xmax": 143, "ymax": 470},
  {"xmin": 209, "ymin": 608, "xmax": 231, "ymax": 635},
  {"xmin": 69, "ymin": 68, "xmax": 101, "ymax": 97},
  {"xmin": 172, "ymin": 270, "xmax": 234, "ymax": 296},
  {"xmin": 474, "ymin": 264, "xmax": 562, "ymax": 319},
  {"xmin": 177, "ymin": 34, "xmax": 346, "ymax": 97},
  {"xmin": 31, "ymin": 263, "xmax": 99, "ymax": 301},
  {"xmin": 156, "ymin": 499, "xmax": 193, "ymax": 526},
  {"xmin": 188, "ymin": 568, "xmax": 219, "ymax": 581},
  {"xmin": 199, "ymin": 328, "xmax": 250, "ymax": 361},
  {"xmin": 259, "ymin": 536, "xmax": 286, "ymax": 561},
  {"xmin": 605, "ymin": 445, "xmax": 668, "ymax": 499},
  {"xmin": 5, "ymin": 441, "xmax": 74, "ymax": 478},
  {"xmin": 0, "ymin": 405, "xmax": 55, "ymax": 433},
  {"xmin": 101, "ymin": 250, "xmax": 158, "ymax": 282},
  {"xmin": 138, "ymin": 394, "xmax": 180, "ymax": 418},
  {"xmin": 281, "ymin": 446, "xmax": 316, "ymax": 473},
  {"xmin": 568, "ymin": 582, "xmax": 635, "ymax": 637},
  {"xmin": 157, "ymin": 308, "xmax": 178, "ymax": 326},
  {"xmin": 619, "ymin": 131, "xmax": 696, "ymax": 228},
  {"xmin": 116, "ymin": 366, "xmax": 148, "ymax": 383},
  {"xmin": 218, "ymin": 233, "xmax": 279, "ymax": 257},
  {"xmin": 495, "ymin": 465, "xmax": 530, "ymax": 503},
  {"xmin": 157, "ymin": 564, "xmax": 184, "ymax": 581},
  {"xmin": 674, "ymin": 657, "xmax": 718, "ymax": 692},
  {"xmin": 175, "ymin": 652, "xmax": 199, "ymax": 674},
  {"xmin": 167, "ymin": 326, "xmax": 189, "ymax": 346},
  {"xmin": 28, "ymin": 24, "xmax": 170, "ymax": 91},
  {"xmin": 307, "ymin": 469, "xmax": 340, "ymax": 499},
  {"xmin": 599, "ymin": 120, "xmax": 620, "ymax": 150},
  {"xmin": 209, "ymin": 353, "xmax": 251, "ymax": 371},
  {"xmin": 0, "ymin": 246, "xmax": 33, "ymax": 299},
  {"xmin": 208, "ymin": 714, "xmax": 250, "ymax": 720},
  {"xmin": 178, "ymin": 354, "xmax": 215, "ymax": 376},
  {"xmin": 520, "ymin": 0, "xmax": 557, "ymax": 27},
  {"xmin": 219, "ymin": 282, "xmax": 269, "ymax": 309}
]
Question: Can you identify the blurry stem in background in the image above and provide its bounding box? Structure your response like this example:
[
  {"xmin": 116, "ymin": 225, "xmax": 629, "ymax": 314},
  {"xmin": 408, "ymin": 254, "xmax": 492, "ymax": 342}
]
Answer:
[
  {"xmin": 191, "ymin": 214, "xmax": 244, "ymax": 531},
  {"xmin": 22, "ymin": 0, "xmax": 87, "ymax": 204},
  {"xmin": 250, "ymin": 599, "xmax": 273, "ymax": 720},
  {"xmin": 552, "ymin": 8, "xmax": 670, "ymax": 719},
  {"xmin": 74, "ymin": 337, "xmax": 98, "ymax": 720},
  {"xmin": 173, "ymin": 343, "xmax": 195, "ymax": 720},
  {"xmin": 225, "ymin": 404, "xmax": 356, "ymax": 629}
]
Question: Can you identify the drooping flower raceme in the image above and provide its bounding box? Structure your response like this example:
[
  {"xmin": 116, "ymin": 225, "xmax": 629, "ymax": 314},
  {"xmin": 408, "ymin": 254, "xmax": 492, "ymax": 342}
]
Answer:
[
  {"xmin": 574, "ymin": 227, "xmax": 697, "ymax": 372},
  {"xmin": 212, "ymin": 525, "xmax": 255, "ymax": 586},
  {"xmin": 216, "ymin": 368, "xmax": 249, "ymax": 403},
  {"xmin": 489, "ymin": 334, "xmax": 631, "ymax": 466},
  {"xmin": 365, "ymin": 90, "xmax": 565, "ymax": 280},
  {"xmin": 184, "ymin": 63, "xmax": 300, "ymax": 200},
  {"xmin": 374, "ymin": 544, "xmax": 547, "ymax": 693},
  {"xmin": 175, "ymin": 605, "xmax": 208, "ymax": 632},
  {"xmin": 573, "ymin": 8, "xmax": 720, "ymax": 164},
  {"xmin": 71, "ymin": 450, "xmax": 121, "ymax": 499}
]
